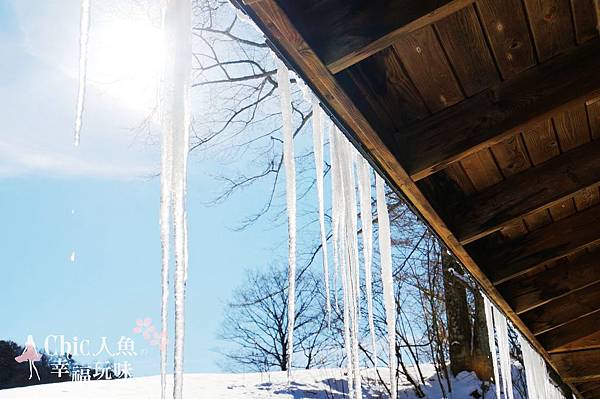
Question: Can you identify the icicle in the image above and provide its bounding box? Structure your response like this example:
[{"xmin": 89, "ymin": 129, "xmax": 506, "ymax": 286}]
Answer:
[
  {"xmin": 340, "ymin": 138, "xmax": 362, "ymax": 399},
  {"xmin": 493, "ymin": 307, "xmax": 514, "ymax": 399},
  {"xmin": 330, "ymin": 127, "xmax": 354, "ymax": 399},
  {"xmin": 375, "ymin": 174, "xmax": 397, "ymax": 399},
  {"xmin": 519, "ymin": 336, "xmax": 567, "ymax": 399},
  {"xmin": 484, "ymin": 296, "xmax": 501, "ymax": 399},
  {"xmin": 328, "ymin": 123, "xmax": 341, "ymax": 315},
  {"xmin": 74, "ymin": 0, "xmax": 90, "ymax": 147},
  {"xmin": 161, "ymin": 1, "xmax": 192, "ymax": 398},
  {"xmin": 69, "ymin": 251, "xmax": 76, "ymax": 263},
  {"xmin": 276, "ymin": 59, "xmax": 297, "ymax": 375},
  {"xmin": 158, "ymin": 60, "xmax": 173, "ymax": 399},
  {"xmin": 357, "ymin": 156, "xmax": 376, "ymax": 367},
  {"xmin": 312, "ymin": 99, "xmax": 331, "ymax": 325}
]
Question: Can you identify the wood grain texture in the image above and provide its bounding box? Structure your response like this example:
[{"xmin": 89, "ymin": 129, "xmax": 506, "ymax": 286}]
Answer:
[
  {"xmin": 434, "ymin": 5, "xmax": 500, "ymax": 96},
  {"xmin": 523, "ymin": 0, "xmax": 576, "ymax": 62},
  {"xmin": 570, "ymin": 0, "xmax": 600, "ymax": 44},
  {"xmin": 475, "ymin": 0, "xmax": 536, "ymax": 79},
  {"xmin": 552, "ymin": 348, "xmax": 600, "ymax": 382},
  {"xmin": 540, "ymin": 309, "xmax": 600, "ymax": 353},
  {"xmin": 553, "ymin": 104, "xmax": 592, "ymax": 151},
  {"xmin": 469, "ymin": 203, "xmax": 600, "ymax": 284},
  {"xmin": 396, "ymin": 40, "xmax": 600, "ymax": 181},
  {"xmin": 323, "ymin": 0, "xmax": 475, "ymax": 73},
  {"xmin": 588, "ymin": 97, "xmax": 600, "ymax": 139},
  {"xmin": 392, "ymin": 25, "xmax": 464, "ymax": 112},
  {"xmin": 490, "ymin": 134, "xmax": 532, "ymax": 178},
  {"xmin": 520, "ymin": 281, "xmax": 600, "ymax": 335},
  {"xmin": 451, "ymin": 139, "xmax": 600, "ymax": 243},
  {"xmin": 345, "ymin": 47, "xmax": 429, "ymax": 129},
  {"xmin": 500, "ymin": 248, "xmax": 600, "ymax": 313}
]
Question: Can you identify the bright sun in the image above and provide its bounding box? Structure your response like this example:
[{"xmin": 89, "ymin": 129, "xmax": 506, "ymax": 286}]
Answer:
[{"xmin": 89, "ymin": 16, "xmax": 164, "ymax": 111}]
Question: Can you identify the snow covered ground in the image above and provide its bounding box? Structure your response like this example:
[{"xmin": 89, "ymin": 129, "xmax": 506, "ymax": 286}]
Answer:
[{"xmin": 0, "ymin": 366, "xmax": 519, "ymax": 399}]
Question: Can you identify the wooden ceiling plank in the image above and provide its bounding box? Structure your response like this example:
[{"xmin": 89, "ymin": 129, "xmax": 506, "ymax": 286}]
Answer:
[
  {"xmin": 475, "ymin": 0, "xmax": 536, "ymax": 79},
  {"xmin": 587, "ymin": 98, "xmax": 600, "ymax": 139},
  {"xmin": 392, "ymin": 26, "xmax": 465, "ymax": 112},
  {"xmin": 500, "ymin": 248, "xmax": 600, "ymax": 314},
  {"xmin": 577, "ymin": 382, "xmax": 600, "ymax": 395},
  {"xmin": 570, "ymin": 0, "xmax": 600, "ymax": 44},
  {"xmin": 540, "ymin": 309, "xmax": 600, "ymax": 353},
  {"xmin": 552, "ymin": 348, "xmax": 600, "ymax": 382},
  {"xmin": 323, "ymin": 0, "xmax": 475, "ymax": 74},
  {"xmin": 554, "ymin": 104, "xmax": 593, "ymax": 151},
  {"xmin": 520, "ymin": 282, "xmax": 600, "ymax": 335},
  {"xmin": 470, "ymin": 202, "xmax": 600, "ymax": 284},
  {"xmin": 451, "ymin": 140, "xmax": 600, "ymax": 244},
  {"xmin": 459, "ymin": 149, "xmax": 504, "ymax": 191},
  {"xmin": 523, "ymin": 0, "xmax": 576, "ymax": 62},
  {"xmin": 490, "ymin": 134, "xmax": 532, "ymax": 178},
  {"xmin": 397, "ymin": 39, "xmax": 600, "ymax": 181},
  {"xmin": 434, "ymin": 5, "xmax": 500, "ymax": 96},
  {"xmin": 345, "ymin": 47, "xmax": 430, "ymax": 129}
]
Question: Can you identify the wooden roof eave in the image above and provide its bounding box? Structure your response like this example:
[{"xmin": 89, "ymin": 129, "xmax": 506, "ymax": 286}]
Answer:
[{"xmin": 233, "ymin": 0, "xmax": 584, "ymax": 397}]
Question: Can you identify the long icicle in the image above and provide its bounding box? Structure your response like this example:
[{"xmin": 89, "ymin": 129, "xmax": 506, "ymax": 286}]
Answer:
[
  {"xmin": 340, "ymin": 137, "xmax": 362, "ymax": 399},
  {"xmin": 276, "ymin": 59, "xmax": 297, "ymax": 375},
  {"xmin": 375, "ymin": 174, "xmax": 397, "ymax": 399},
  {"xmin": 312, "ymin": 99, "xmax": 331, "ymax": 325},
  {"xmin": 331, "ymin": 127, "xmax": 354, "ymax": 399},
  {"xmin": 74, "ymin": 0, "xmax": 91, "ymax": 147},
  {"xmin": 158, "ymin": 75, "xmax": 173, "ymax": 399},
  {"xmin": 161, "ymin": 1, "xmax": 192, "ymax": 398},
  {"xmin": 484, "ymin": 296, "xmax": 501, "ymax": 399},
  {"xmin": 493, "ymin": 307, "xmax": 514, "ymax": 399},
  {"xmin": 357, "ymin": 156, "xmax": 376, "ymax": 368},
  {"xmin": 328, "ymin": 122, "xmax": 340, "ymax": 314}
]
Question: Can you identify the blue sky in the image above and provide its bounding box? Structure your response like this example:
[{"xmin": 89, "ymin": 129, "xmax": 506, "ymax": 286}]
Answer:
[{"xmin": 0, "ymin": 0, "xmax": 296, "ymax": 376}]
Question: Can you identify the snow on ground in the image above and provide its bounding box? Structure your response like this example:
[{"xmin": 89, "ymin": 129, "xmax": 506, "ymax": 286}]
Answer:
[{"xmin": 0, "ymin": 366, "xmax": 515, "ymax": 399}]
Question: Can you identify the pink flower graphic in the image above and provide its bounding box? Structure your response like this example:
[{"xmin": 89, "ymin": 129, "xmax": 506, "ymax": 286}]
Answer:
[{"xmin": 132, "ymin": 318, "xmax": 163, "ymax": 346}]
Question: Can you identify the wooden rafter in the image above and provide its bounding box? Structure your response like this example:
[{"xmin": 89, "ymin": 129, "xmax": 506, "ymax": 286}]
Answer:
[
  {"xmin": 397, "ymin": 39, "xmax": 600, "ymax": 181},
  {"xmin": 472, "ymin": 204, "xmax": 600, "ymax": 284},
  {"xmin": 451, "ymin": 140, "xmax": 600, "ymax": 244}
]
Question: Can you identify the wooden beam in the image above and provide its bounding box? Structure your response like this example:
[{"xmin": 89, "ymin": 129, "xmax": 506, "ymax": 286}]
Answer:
[
  {"xmin": 539, "ymin": 309, "xmax": 600, "ymax": 353},
  {"xmin": 500, "ymin": 249, "xmax": 600, "ymax": 314},
  {"xmin": 470, "ymin": 203, "xmax": 600, "ymax": 284},
  {"xmin": 397, "ymin": 39, "xmax": 600, "ymax": 181},
  {"xmin": 520, "ymin": 282, "xmax": 600, "ymax": 335},
  {"xmin": 451, "ymin": 140, "xmax": 600, "ymax": 244},
  {"xmin": 322, "ymin": 0, "xmax": 475, "ymax": 74},
  {"xmin": 553, "ymin": 349, "xmax": 600, "ymax": 383},
  {"xmin": 236, "ymin": 1, "xmax": 584, "ymax": 396}
]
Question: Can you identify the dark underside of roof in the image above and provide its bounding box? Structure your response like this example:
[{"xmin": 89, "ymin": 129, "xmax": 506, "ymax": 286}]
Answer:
[{"xmin": 235, "ymin": 0, "xmax": 600, "ymax": 397}]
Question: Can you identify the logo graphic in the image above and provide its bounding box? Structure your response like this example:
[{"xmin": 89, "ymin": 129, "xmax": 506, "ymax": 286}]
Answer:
[{"xmin": 14, "ymin": 335, "xmax": 42, "ymax": 381}]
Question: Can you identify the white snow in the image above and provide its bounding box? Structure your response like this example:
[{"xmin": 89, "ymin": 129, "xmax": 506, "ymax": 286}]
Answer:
[
  {"xmin": 74, "ymin": 0, "xmax": 91, "ymax": 147},
  {"xmin": 160, "ymin": 0, "xmax": 192, "ymax": 398},
  {"xmin": 312, "ymin": 99, "xmax": 331, "ymax": 324},
  {"xmin": 275, "ymin": 59, "xmax": 297, "ymax": 375},
  {"xmin": 375, "ymin": 174, "xmax": 397, "ymax": 399},
  {"xmin": 0, "ymin": 366, "xmax": 521, "ymax": 399}
]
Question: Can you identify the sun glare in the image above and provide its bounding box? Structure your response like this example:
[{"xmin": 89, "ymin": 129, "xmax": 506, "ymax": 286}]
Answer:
[{"xmin": 89, "ymin": 16, "xmax": 164, "ymax": 111}]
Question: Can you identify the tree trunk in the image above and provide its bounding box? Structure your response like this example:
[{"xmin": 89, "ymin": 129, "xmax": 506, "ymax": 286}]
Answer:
[{"xmin": 442, "ymin": 251, "xmax": 472, "ymax": 378}]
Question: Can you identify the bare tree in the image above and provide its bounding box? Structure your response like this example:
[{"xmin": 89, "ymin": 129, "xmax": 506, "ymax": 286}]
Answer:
[{"xmin": 219, "ymin": 265, "xmax": 333, "ymax": 372}]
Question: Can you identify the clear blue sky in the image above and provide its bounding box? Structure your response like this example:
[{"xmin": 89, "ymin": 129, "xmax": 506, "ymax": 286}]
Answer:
[{"xmin": 0, "ymin": 0, "xmax": 297, "ymax": 376}]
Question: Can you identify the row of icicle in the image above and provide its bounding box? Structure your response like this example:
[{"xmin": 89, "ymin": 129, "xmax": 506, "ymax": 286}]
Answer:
[
  {"xmin": 484, "ymin": 297, "xmax": 569, "ymax": 399},
  {"xmin": 276, "ymin": 60, "xmax": 397, "ymax": 399}
]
